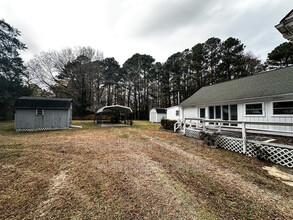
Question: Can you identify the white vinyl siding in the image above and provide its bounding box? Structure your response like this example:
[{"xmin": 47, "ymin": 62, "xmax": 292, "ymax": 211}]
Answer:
[
  {"xmin": 238, "ymin": 101, "xmax": 293, "ymax": 132},
  {"xmin": 166, "ymin": 106, "xmax": 180, "ymax": 120},
  {"xmin": 181, "ymin": 96, "xmax": 293, "ymax": 133}
]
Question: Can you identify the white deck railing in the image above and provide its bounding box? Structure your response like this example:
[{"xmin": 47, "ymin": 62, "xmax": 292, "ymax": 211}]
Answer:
[
  {"xmin": 183, "ymin": 118, "xmax": 293, "ymax": 134},
  {"xmin": 182, "ymin": 118, "xmax": 293, "ymax": 153},
  {"xmin": 180, "ymin": 118, "xmax": 293, "ymax": 168}
]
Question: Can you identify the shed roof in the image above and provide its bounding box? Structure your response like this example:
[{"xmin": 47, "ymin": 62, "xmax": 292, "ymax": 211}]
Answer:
[
  {"xmin": 15, "ymin": 97, "xmax": 72, "ymax": 110},
  {"xmin": 180, "ymin": 66, "xmax": 293, "ymax": 107},
  {"xmin": 152, "ymin": 108, "xmax": 166, "ymax": 114}
]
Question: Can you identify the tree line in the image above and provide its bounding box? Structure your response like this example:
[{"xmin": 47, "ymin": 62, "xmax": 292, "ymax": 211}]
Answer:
[{"xmin": 1, "ymin": 19, "xmax": 293, "ymax": 120}]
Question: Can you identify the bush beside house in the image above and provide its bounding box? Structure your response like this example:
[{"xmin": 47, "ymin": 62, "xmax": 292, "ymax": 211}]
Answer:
[{"xmin": 161, "ymin": 119, "xmax": 177, "ymax": 130}]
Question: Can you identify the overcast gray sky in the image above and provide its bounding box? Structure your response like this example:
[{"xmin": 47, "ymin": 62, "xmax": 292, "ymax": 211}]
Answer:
[{"xmin": 0, "ymin": 0, "xmax": 291, "ymax": 64}]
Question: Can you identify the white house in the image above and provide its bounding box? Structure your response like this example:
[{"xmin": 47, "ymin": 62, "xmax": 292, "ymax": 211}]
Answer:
[
  {"xmin": 166, "ymin": 106, "xmax": 181, "ymax": 121},
  {"xmin": 149, "ymin": 108, "xmax": 166, "ymax": 123},
  {"xmin": 179, "ymin": 66, "xmax": 293, "ymax": 133}
]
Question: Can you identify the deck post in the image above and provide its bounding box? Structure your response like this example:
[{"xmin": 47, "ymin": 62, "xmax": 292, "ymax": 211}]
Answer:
[
  {"xmin": 218, "ymin": 122, "xmax": 221, "ymax": 133},
  {"xmin": 203, "ymin": 119, "xmax": 206, "ymax": 132},
  {"xmin": 242, "ymin": 122, "xmax": 247, "ymax": 154},
  {"xmin": 183, "ymin": 119, "xmax": 186, "ymax": 134}
]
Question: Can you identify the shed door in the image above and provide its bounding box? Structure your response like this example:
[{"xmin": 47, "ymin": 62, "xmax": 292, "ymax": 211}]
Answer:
[{"xmin": 151, "ymin": 112, "xmax": 156, "ymax": 122}]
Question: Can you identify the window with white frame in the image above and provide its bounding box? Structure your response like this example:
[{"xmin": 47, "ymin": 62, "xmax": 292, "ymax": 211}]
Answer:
[
  {"xmin": 215, "ymin": 106, "xmax": 221, "ymax": 119},
  {"xmin": 209, "ymin": 106, "xmax": 214, "ymax": 119},
  {"xmin": 36, "ymin": 109, "xmax": 44, "ymax": 116},
  {"xmin": 273, "ymin": 101, "xmax": 293, "ymax": 115},
  {"xmin": 209, "ymin": 106, "xmax": 214, "ymax": 124},
  {"xmin": 208, "ymin": 106, "xmax": 222, "ymax": 119},
  {"xmin": 175, "ymin": 110, "xmax": 179, "ymax": 116},
  {"xmin": 199, "ymin": 108, "xmax": 205, "ymax": 118},
  {"xmin": 245, "ymin": 103, "xmax": 263, "ymax": 115}
]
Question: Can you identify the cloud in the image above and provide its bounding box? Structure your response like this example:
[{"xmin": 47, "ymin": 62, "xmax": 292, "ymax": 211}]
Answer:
[
  {"xmin": 132, "ymin": 0, "xmax": 291, "ymax": 61},
  {"xmin": 134, "ymin": 0, "xmax": 213, "ymax": 37},
  {"xmin": 0, "ymin": 0, "xmax": 291, "ymax": 64}
]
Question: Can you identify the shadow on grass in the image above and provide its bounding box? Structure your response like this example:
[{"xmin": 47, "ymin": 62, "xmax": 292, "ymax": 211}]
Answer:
[
  {"xmin": 0, "ymin": 121, "xmax": 14, "ymax": 134},
  {"xmin": 0, "ymin": 120, "xmax": 161, "ymax": 133},
  {"xmin": 132, "ymin": 120, "xmax": 161, "ymax": 130}
]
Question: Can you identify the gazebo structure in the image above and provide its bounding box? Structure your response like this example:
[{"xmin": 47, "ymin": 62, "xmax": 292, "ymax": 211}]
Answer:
[{"xmin": 94, "ymin": 105, "xmax": 133, "ymax": 126}]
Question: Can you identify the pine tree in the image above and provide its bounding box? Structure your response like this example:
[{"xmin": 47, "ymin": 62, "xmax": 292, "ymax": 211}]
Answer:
[
  {"xmin": 266, "ymin": 42, "xmax": 293, "ymax": 69},
  {"xmin": 0, "ymin": 19, "xmax": 31, "ymax": 120}
]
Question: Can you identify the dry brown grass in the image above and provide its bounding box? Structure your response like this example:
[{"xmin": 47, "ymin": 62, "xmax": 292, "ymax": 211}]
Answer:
[{"xmin": 0, "ymin": 120, "xmax": 292, "ymax": 219}]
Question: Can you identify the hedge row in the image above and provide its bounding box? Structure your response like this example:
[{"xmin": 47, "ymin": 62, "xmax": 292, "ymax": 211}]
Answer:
[{"xmin": 161, "ymin": 119, "xmax": 177, "ymax": 130}]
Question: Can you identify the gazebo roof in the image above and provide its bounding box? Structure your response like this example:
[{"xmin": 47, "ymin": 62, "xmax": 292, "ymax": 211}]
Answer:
[{"xmin": 96, "ymin": 105, "xmax": 132, "ymax": 114}]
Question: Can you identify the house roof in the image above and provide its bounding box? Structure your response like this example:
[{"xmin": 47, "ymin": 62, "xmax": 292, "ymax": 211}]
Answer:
[
  {"xmin": 15, "ymin": 97, "xmax": 72, "ymax": 110},
  {"xmin": 180, "ymin": 66, "xmax": 293, "ymax": 107},
  {"xmin": 280, "ymin": 9, "xmax": 293, "ymax": 23},
  {"xmin": 152, "ymin": 108, "xmax": 166, "ymax": 114},
  {"xmin": 275, "ymin": 9, "xmax": 293, "ymax": 41}
]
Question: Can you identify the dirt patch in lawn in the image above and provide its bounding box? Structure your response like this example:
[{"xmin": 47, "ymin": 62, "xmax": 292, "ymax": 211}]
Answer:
[
  {"xmin": 263, "ymin": 165, "xmax": 293, "ymax": 186},
  {"xmin": 35, "ymin": 170, "xmax": 69, "ymax": 218}
]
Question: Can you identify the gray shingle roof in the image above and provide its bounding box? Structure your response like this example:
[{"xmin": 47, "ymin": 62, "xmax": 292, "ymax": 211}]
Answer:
[
  {"xmin": 180, "ymin": 66, "xmax": 293, "ymax": 107},
  {"xmin": 15, "ymin": 97, "xmax": 72, "ymax": 110}
]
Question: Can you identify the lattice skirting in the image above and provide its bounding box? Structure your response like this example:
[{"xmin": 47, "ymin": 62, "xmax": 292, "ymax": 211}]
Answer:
[
  {"xmin": 250, "ymin": 141, "xmax": 293, "ymax": 168},
  {"xmin": 216, "ymin": 136, "xmax": 243, "ymax": 153},
  {"xmin": 185, "ymin": 128, "xmax": 293, "ymax": 168},
  {"xmin": 185, "ymin": 129, "xmax": 201, "ymax": 139},
  {"xmin": 15, "ymin": 127, "xmax": 69, "ymax": 132}
]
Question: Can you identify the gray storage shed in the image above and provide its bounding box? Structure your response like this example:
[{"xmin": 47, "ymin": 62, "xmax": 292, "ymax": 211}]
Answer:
[{"xmin": 14, "ymin": 97, "xmax": 72, "ymax": 131}]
